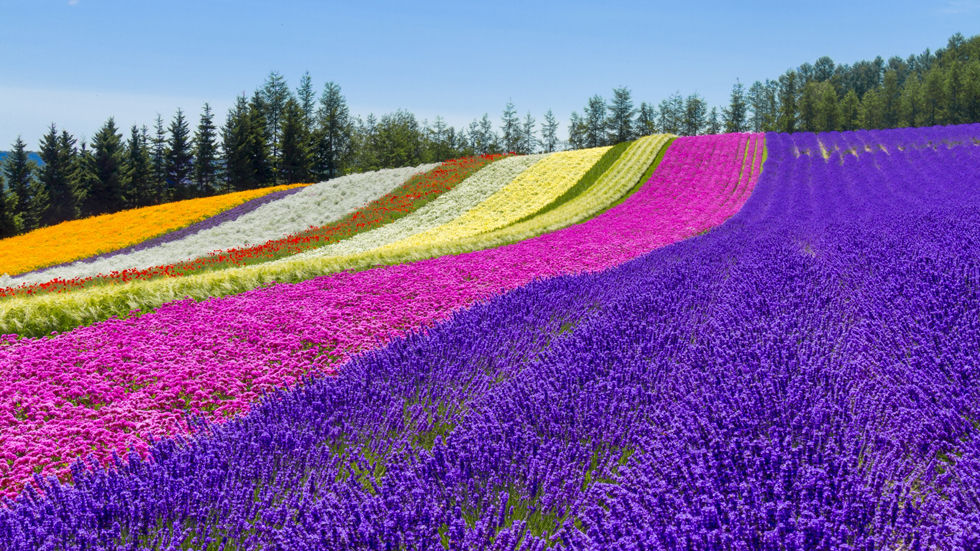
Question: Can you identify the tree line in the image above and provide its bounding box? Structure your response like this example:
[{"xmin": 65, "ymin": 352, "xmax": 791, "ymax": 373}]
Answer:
[{"xmin": 1, "ymin": 32, "xmax": 977, "ymax": 238}]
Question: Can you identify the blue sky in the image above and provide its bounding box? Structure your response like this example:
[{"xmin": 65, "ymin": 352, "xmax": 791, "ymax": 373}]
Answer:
[{"xmin": 0, "ymin": 0, "xmax": 975, "ymax": 147}]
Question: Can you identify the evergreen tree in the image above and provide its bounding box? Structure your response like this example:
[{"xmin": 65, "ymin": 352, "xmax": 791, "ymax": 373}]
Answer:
[
  {"xmin": 706, "ymin": 107, "xmax": 721, "ymax": 134},
  {"xmin": 151, "ymin": 114, "xmax": 168, "ymax": 202},
  {"xmin": 500, "ymin": 101, "xmax": 520, "ymax": 153},
  {"xmin": 917, "ymin": 68, "xmax": 944, "ymax": 126},
  {"xmin": 296, "ymin": 71, "xmax": 316, "ymax": 127},
  {"xmin": 567, "ymin": 111, "xmax": 586, "ymax": 150},
  {"xmin": 636, "ymin": 102, "xmax": 656, "ymax": 136},
  {"xmin": 3, "ymin": 137, "xmax": 36, "ymax": 232},
  {"xmin": 124, "ymin": 125, "xmax": 153, "ymax": 207},
  {"xmin": 279, "ymin": 97, "xmax": 311, "ymax": 183},
  {"xmin": 898, "ymin": 75, "xmax": 922, "ymax": 127},
  {"xmin": 748, "ymin": 80, "xmax": 779, "ymax": 132},
  {"xmin": 839, "ymin": 89, "xmax": 861, "ymax": 131},
  {"xmin": 426, "ymin": 116, "xmax": 453, "ymax": 162},
  {"xmin": 468, "ymin": 114, "xmax": 498, "ymax": 155},
  {"xmin": 798, "ymin": 82, "xmax": 822, "ymax": 132},
  {"xmin": 777, "ymin": 70, "xmax": 800, "ymax": 133},
  {"xmin": 71, "ymin": 142, "xmax": 99, "ymax": 218},
  {"xmin": 583, "ymin": 95, "xmax": 607, "ymax": 147},
  {"xmin": 657, "ymin": 92, "xmax": 684, "ymax": 134},
  {"xmin": 369, "ymin": 110, "xmax": 423, "ymax": 169},
  {"xmin": 166, "ymin": 109, "xmax": 193, "ymax": 199},
  {"xmin": 0, "ymin": 173, "xmax": 15, "ymax": 238},
  {"xmin": 247, "ymin": 92, "xmax": 274, "ymax": 186},
  {"xmin": 859, "ymin": 89, "xmax": 884, "ymax": 129},
  {"xmin": 519, "ymin": 112, "xmax": 537, "ymax": 154},
  {"xmin": 193, "ymin": 103, "xmax": 220, "ymax": 195},
  {"xmin": 312, "ymin": 82, "xmax": 353, "ymax": 180},
  {"xmin": 37, "ymin": 125, "xmax": 76, "ymax": 226},
  {"xmin": 682, "ymin": 94, "xmax": 707, "ymax": 136},
  {"xmin": 723, "ymin": 81, "xmax": 748, "ymax": 132},
  {"xmin": 814, "ymin": 81, "xmax": 840, "ymax": 131},
  {"xmin": 90, "ymin": 118, "xmax": 125, "ymax": 215},
  {"xmin": 540, "ymin": 109, "xmax": 560, "ymax": 153},
  {"xmin": 607, "ymin": 87, "xmax": 635, "ymax": 143},
  {"xmin": 261, "ymin": 71, "xmax": 291, "ymax": 182},
  {"xmin": 881, "ymin": 70, "xmax": 902, "ymax": 127},
  {"xmin": 26, "ymin": 173, "xmax": 50, "ymax": 232},
  {"xmin": 222, "ymin": 95, "xmax": 254, "ymax": 191}
]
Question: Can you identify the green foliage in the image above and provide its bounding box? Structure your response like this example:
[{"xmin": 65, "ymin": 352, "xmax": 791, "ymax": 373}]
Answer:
[
  {"xmin": 166, "ymin": 109, "xmax": 193, "ymax": 199},
  {"xmin": 193, "ymin": 104, "xmax": 220, "ymax": 195},
  {"xmin": 3, "ymin": 137, "xmax": 37, "ymax": 231}
]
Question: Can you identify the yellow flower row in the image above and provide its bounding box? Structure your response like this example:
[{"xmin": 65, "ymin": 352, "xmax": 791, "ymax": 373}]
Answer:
[
  {"xmin": 0, "ymin": 184, "xmax": 308, "ymax": 277},
  {"xmin": 0, "ymin": 137, "xmax": 672, "ymax": 337},
  {"xmin": 378, "ymin": 146, "xmax": 610, "ymax": 254}
]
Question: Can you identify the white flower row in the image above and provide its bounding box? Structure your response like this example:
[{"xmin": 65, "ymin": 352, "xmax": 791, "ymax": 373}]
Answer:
[
  {"xmin": 13, "ymin": 164, "xmax": 437, "ymax": 286},
  {"xmin": 289, "ymin": 155, "xmax": 547, "ymax": 262}
]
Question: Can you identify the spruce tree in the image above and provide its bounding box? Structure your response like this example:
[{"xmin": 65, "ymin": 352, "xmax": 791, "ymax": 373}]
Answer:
[
  {"xmin": 247, "ymin": 92, "xmax": 273, "ymax": 186},
  {"xmin": 312, "ymin": 82, "xmax": 352, "ymax": 180},
  {"xmin": 777, "ymin": 70, "xmax": 800, "ymax": 133},
  {"xmin": 583, "ymin": 95, "xmax": 607, "ymax": 147},
  {"xmin": 193, "ymin": 103, "xmax": 219, "ymax": 196},
  {"xmin": 26, "ymin": 176, "xmax": 49, "ymax": 232},
  {"xmin": 0, "ymin": 175, "xmax": 15, "ymax": 238},
  {"xmin": 500, "ymin": 101, "xmax": 520, "ymax": 153},
  {"xmin": 37, "ymin": 125, "xmax": 76, "ymax": 226},
  {"xmin": 124, "ymin": 125, "xmax": 153, "ymax": 207},
  {"xmin": 839, "ymin": 89, "xmax": 861, "ymax": 131},
  {"xmin": 151, "ymin": 115, "xmax": 168, "ymax": 202},
  {"xmin": 279, "ymin": 97, "xmax": 311, "ymax": 184},
  {"xmin": 540, "ymin": 109, "xmax": 560, "ymax": 152},
  {"xmin": 607, "ymin": 87, "xmax": 635, "ymax": 143},
  {"xmin": 166, "ymin": 109, "xmax": 193, "ymax": 199},
  {"xmin": 71, "ymin": 142, "xmax": 99, "ymax": 218},
  {"xmin": 815, "ymin": 82, "xmax": 841, "ymax": 131},
  {"xmin": 636, "ymin": 102, "xmax": 657, "ymax": 136},
  {"xmin": 706, "ymin": 107, "xmax": 721, "ymax": 134},
  {"xmin": 723, "ymin": 81, "xmax": 748, "ymax": 132},
  {"xmin": 519, "ymin": 113, "xmax": 537, "ymax": 154},
  {"xmin": 296, "ymin": 71, "xmax": 316, "ymax": 127},
  {"xmin": 2, "ymin": 137, "xmax": 36, "ymax": 232},
  {"xmin": 567, "ymin": 112, "xmax": 586, "ymax": 150},
  {"xmin": 261, "ymin": 71, "xmax": 291, "ymax": 182},
  {"xmin": 222, "ymin": 95, "xmax": 253, "ymax": 191},
  {"xmin": 682, "ymin": 94, "xmax": 707, "ymax": 136},
  {"xmin": 90, "ymin": 118, "xmax": 125, "ymax": 215}
]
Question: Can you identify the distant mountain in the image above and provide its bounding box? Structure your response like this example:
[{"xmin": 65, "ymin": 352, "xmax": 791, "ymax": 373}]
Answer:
[{"xmin": 0, "ymin": 151, "xmax": 45, "ymax": 167}]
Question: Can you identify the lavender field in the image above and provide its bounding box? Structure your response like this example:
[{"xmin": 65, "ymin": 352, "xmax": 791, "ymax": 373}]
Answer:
[{"xmin": 1, "ymin": 125, "xmax": 977, "ymax": 549}]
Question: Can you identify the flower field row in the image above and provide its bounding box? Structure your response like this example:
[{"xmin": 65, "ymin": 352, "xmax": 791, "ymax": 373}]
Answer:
[
  {"xmin": 5, "ymin": 126, "xmax": 976, "ymax": 548},
  {"xmin": 295, "ymin": 154, "xmax": 547, "ymax": 261},
  {"xmin": 11, "ymin": 164, "xmax": 436, "ymax": 287},
  {"xmin": 0, "ymin": 133, "xmax": 761, "ymax": 497},
  {"xmin": 0, "ymin": 184, "xmax": 307, "ymax": 279},
  {"xmin": 0, "ymin": 155, "xmax": 505, "ymax": 308}
]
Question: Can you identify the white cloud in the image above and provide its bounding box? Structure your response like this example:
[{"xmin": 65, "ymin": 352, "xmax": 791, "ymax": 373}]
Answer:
[{"xmin": 67, "ymin": 0, "xmax": 80, "ymax": 6}]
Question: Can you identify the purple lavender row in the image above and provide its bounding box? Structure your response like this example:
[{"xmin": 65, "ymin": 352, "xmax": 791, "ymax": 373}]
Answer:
[
  {"xmin": 2, "ymin": 126, "xmax": 979, "ymax": 549},
  {"xmin": 17, "ymin": 186, "xmax": 307, "ymax": 276}
]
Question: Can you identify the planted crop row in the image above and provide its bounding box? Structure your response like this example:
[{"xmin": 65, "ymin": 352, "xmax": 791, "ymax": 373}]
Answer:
[
  {"xmin": 10, "ymin": 164, "xmax": 436, "ymax": 287},
  {"xmin": 0, "ymin": 155, "xmax": 504, "ymax": 303},
  {"xmin": 8, "ymin": 126, "xmax": 974, "ymax": 549},
  {"xmin": 0, "ymin": 184, "xmax": 307, "ymax": 279},
  {"xmin": 0, "ymin": 134, "xmax": 761, "ymax": 496}
]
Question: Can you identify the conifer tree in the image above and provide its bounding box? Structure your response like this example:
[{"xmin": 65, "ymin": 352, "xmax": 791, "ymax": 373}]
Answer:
[
  {"xmin": 90, "ymin": 118, "xmax": 125, "ymax": 215},
  {"xmin": 312, "ymin": 82, "xmax": 352, "ymax": 180},
  {"xmin": 723, "ymin": 81, "xmax": 748, "ymax": 132},
  {"xmin": 151, "ymin": 115, "xmax": 168, "ymax": 202},
  {"xmin": 279, "ymin": 97, "xmax": 311, "ymax": 184},
  {"xmin": 71, "ymin": 142, "xmax": 99, "ymax": 218},
  {"xmin": 636, "ymin": 102, "xmax": 656, "ymax": 136},
  {"xmin": 583, "ymin": 95, "xmax": 607, "ymax": 147},
  {"xmin": 657, "ymin": 93, "xmax": 684, "ymax": 134},
  {"xmin": 607, "ymin": 87, "xmax": 635, "ymax": 143},
  {"xmin": 567, "ymin": 112, "xmax": 586, "ymax": 150},
  {"xmin": 500, "ymin": 101, "xmax": 520, "ymax": 153},
  {"xmin": 166, "ymin": 109, "xmax": 193, "ymax": 199},
  {"xmin": 519, "ymin": 112, "xmax": 537, "ymax": 154},
  {"xmin": 296, "ymin": 71, "xmax": 316, "ymax": 127},
  {"xmin": 682, "ymin": 94, "xmax": 707, "ymax": 136},
  {"xmin": 261, "ymin": 71, "xmax": 291, "ymax": 182},
  {"xmin": 3, "ymin": 137, "xmax": 36, "ymax": 232},
  {"xmin": 777, "ymin": 70, "xmax": 800, "ymax": 133},
  {"xmin": 222, "ymin": 95, "xmax": 253, "ymax": 191},
  {"xmin": 124, "ymin": 125, "xmax": 153, "ymax": 207},
  {"xmin": 193, "ymin": 103, "xmax": 219, "ymax": 195},
  {"xmin": 37, "ymin": 125, "xmax": 76, "ymax": 226},
  {"xmin": 540, "ymin": 109, "xmax": 560, "ymax": 152},
  {"xmin": 706, "ymin": 107, "xmax": 721, "ymax": 134},
  {"xmin": 0, "ymin": 174, "xmax": 15, "ymax": 238},
  {"xmin": 838, "ymin": 89, "xmax": 861, "ymax": 131},
  {"xmin": 248, "ymin": 92, "xmax": 273, "ymax": 186}
]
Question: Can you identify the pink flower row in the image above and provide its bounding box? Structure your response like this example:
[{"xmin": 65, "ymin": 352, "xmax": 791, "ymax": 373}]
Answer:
[{"xmin": 0, "ymin": 133, "xmax": 764, "ymax": 496}]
